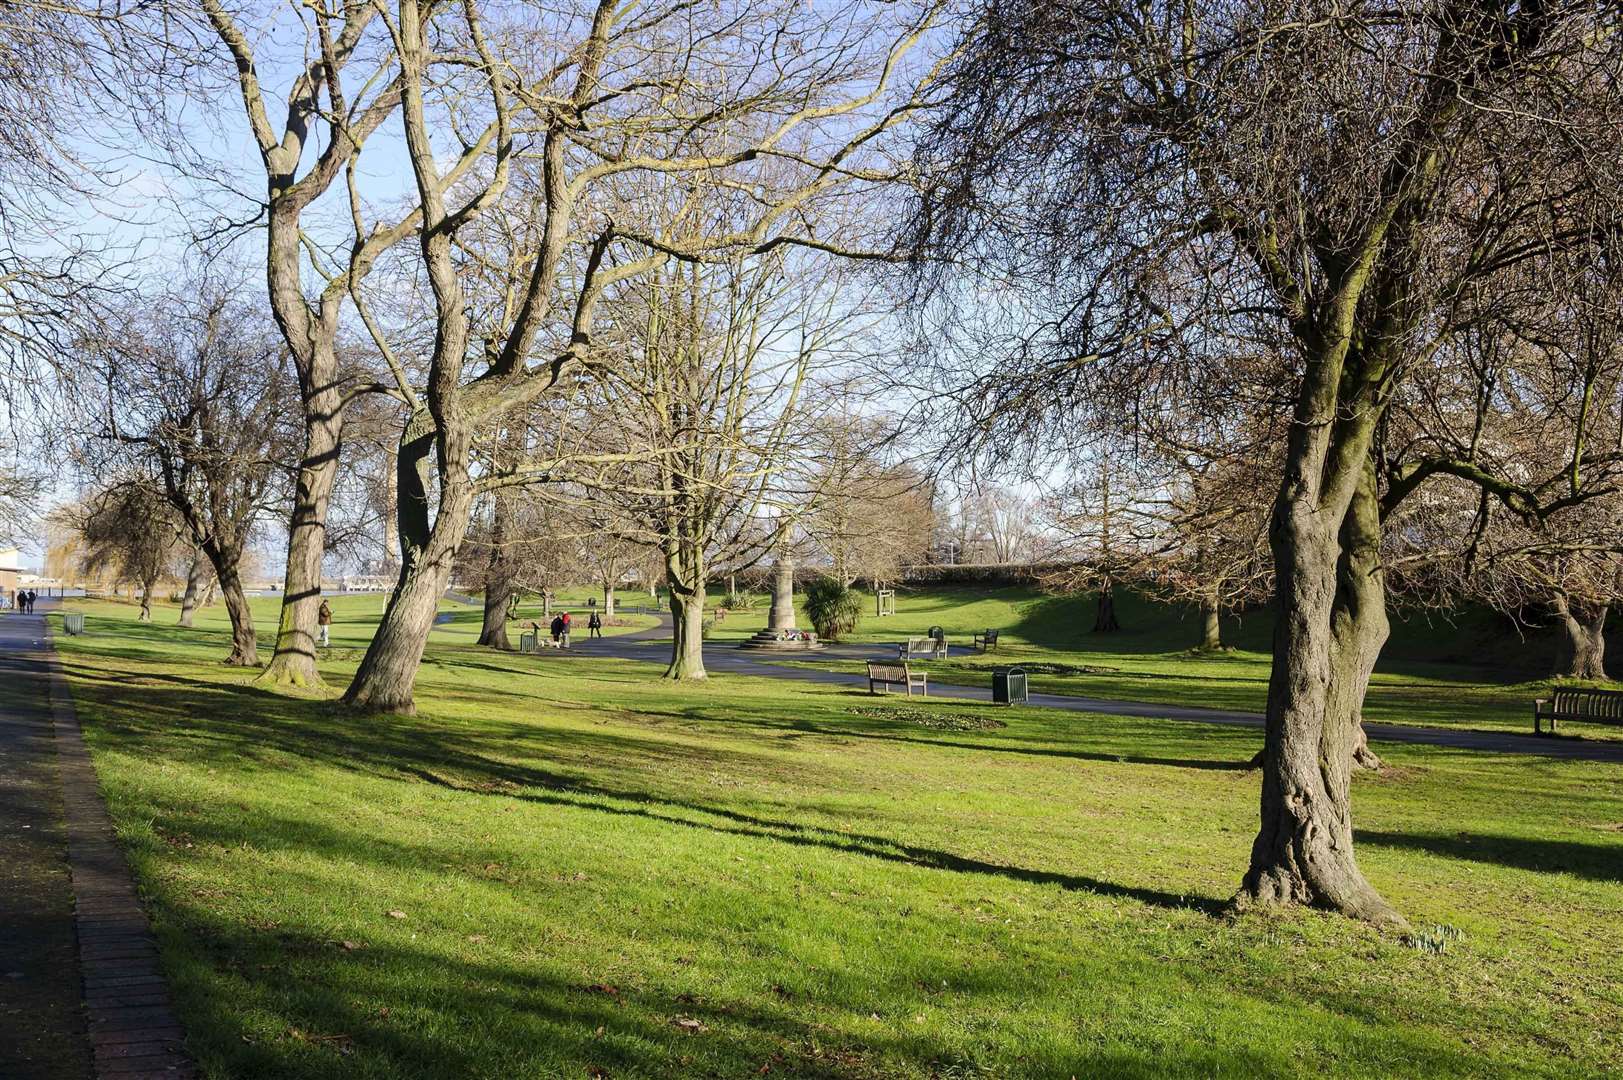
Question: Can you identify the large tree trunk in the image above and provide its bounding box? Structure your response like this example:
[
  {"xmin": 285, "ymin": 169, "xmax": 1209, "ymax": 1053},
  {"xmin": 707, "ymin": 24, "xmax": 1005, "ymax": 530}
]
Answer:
[
  {"xmin": 1553, "ymin": 596, "xmax": 1608, "ymax": 680},
  {"xmin": 478, "ymin": 585, "xmax": 512, "ymax": 649},
  {"xmin": 476, "ymin": 492, "xmax": 515, "ymax": 650},
  {"xmin": 1199, "ymin": 595, "xmax": 1222, "ymax": 650},
  {"xmin": 602, "ymin": 583, "xmax": 616, "ymax": 619},
  {"xmin": 665, "ymin": 542, "xmax": 707, "ymax": 680},
  {"xmin": 343, "ymin": 419, "xmax": 473, "ymax": 714},
  {"xmin": 1238, "ymin": 461, "xmax": 1402, "ymax": 929},
  {"xmin": 259, "ymin": 354, "xmax": 343, "ymax": 688},
  {"xmin": 666, "ymin": 589, "xmax": 707, "ymax": 680},
  {"xmin": 344, "ymin": 555, "xmax": 453, "ymax": 713},
  {"xmin": 216, "ymin": 565, "xmax": 259, "ymax": 666},
  {"xmin": 178, "ymin": 550, "xmax": 205, "ymax": 627},
  {"xmin": 1092, "ymin": 578, "xmax": 1121, "ymax": 632}
]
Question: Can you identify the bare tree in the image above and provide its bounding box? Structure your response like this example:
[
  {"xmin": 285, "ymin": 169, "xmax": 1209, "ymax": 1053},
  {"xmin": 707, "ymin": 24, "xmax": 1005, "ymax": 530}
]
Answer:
[
  {"xmin": 568, "ymin": 255, "xmax": 834, "ymax": 679},
  {"xmin": 194, "ymin": 0, "xmax": 413, "ymax": 686},
  {"xmin": 913, "ymin": 0, "xmax": 1623, "ymax": 927},
  {"xmin": 71, "ymin": 287, "xmax": 297, "ymax": 664},
  {"xmin": 801, "ymin": 414, "xmax": 935, "ymax": 588},
  {"xmin": 324, "ymin": 0, "xmax": 945, "ymax": 711}
]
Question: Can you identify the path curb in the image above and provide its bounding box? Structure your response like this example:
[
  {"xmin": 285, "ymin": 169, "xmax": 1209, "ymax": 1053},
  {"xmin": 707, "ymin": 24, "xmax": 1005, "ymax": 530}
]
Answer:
[{"xmin": 45, "ymin": 623, "xmax": 198, "ymax": 1079}]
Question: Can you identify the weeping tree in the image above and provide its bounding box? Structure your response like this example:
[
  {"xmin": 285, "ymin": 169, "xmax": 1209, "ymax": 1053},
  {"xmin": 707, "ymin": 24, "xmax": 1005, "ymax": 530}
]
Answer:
[
  {"xmin": 913, "ymin": 0, "xmax": 1623, "ymax": 927},
  {"xmin": 76, "ymin": 484, "xmax": 186, "ymax": 620},
  {"xmin": 1389, "ymin": 478, "xmax": 1623, "ymax": 684},
  {"xmin": 1044, "ymin": 392, "xmax": 1280, "ymax": 653}
]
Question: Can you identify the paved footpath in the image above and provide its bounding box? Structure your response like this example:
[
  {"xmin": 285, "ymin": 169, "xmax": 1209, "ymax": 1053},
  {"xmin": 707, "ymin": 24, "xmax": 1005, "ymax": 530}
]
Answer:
[
  {"xmin": 0, "ymin": 605, "xmax": 196, "ymax": 1080},
  {"xmin": 569, "ymin": 614, "xmax": 1623, "ymax": 763}
]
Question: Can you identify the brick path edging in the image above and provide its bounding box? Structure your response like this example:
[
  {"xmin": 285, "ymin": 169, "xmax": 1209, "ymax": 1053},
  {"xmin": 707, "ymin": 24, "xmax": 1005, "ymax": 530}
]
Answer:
[{"xmin": 45, "ymin": 624, "xmax": 198, "ymax": 1079}]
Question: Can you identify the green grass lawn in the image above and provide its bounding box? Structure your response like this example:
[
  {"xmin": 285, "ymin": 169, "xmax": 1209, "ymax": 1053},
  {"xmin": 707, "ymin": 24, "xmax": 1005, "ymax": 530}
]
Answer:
[
  {"xmin": 709, "ymin": 585, "xmax": 1623, "ymax": 739},
  {"xmin": 45, "ymin": 597, "xmax": 1623, "ymax": 1077}
]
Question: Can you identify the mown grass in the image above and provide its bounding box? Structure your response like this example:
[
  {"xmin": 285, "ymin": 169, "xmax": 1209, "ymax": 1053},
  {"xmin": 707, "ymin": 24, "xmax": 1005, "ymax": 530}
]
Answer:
[
  {"xmin": 46, "ymin": 595, "xmax": 1623, "ymax": 1077},
  {"xmin": 706, "ymin": 585, "xmax": 1623, "ymax": 739}
]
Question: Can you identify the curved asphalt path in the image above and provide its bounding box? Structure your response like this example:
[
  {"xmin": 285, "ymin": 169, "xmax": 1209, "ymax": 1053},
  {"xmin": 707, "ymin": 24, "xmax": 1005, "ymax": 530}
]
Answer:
[{"xmin": 556, "ymin": 610, "xmax": 1623, "ymax": 763}]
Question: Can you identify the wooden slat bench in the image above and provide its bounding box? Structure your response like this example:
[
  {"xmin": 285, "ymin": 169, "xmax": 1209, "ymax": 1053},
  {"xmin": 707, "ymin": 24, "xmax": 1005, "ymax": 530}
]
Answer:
[
  {"xmin": 1533, "ymin": 687, "xmax": 1623, "ymax": 734},
  {"xmin": 868, "ymin": 660, "xmax": 927, "ymax": 696},
  {"xmin": 901, "ymin": 635, "xmax": 947, "ymax": 661},
  {"xmin": 972, "ymin": 628, "xmax": 1000, "ymax": 652}
]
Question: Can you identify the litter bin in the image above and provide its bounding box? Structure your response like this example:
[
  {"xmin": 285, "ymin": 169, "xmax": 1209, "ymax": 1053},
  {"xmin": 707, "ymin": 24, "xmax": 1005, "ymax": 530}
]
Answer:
[
  {"xmin": 63, "ymin": 612, "xmax": 85, "ymax": 636},
  {"xmin": 992, "ymin": 665, "xmax": 1028, "ymax": 706},
  {"xmin": 519, "ymin": 630, "xmax": 538, "ymax": 654}
]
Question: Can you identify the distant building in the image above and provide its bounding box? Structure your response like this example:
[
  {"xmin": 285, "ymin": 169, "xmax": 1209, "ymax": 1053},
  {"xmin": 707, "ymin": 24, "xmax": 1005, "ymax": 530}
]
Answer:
[{"xmin": 0, "ymin": 548, "xmax": 20, "ymax": 598}]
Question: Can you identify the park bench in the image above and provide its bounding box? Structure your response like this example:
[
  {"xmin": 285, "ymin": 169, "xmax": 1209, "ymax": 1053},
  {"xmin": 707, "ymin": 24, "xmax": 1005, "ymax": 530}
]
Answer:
[
  {"xmin": 901, "ymin": 625, "xmax": 949, "ymax": 661},
  {"xmin": 972, "ymin": 628, "xmax": 1001, "ymax": 652},
  {"xmin": 867, "ymin": 660, "xmax": 927, "ymax": 696},
  {"xmin": 901, "ymin": 636, "xmax": 947, "ymax": 661},
  {"xmin": 1533, "ymin": 687, "xmax": 1623, "ymax": 734}
]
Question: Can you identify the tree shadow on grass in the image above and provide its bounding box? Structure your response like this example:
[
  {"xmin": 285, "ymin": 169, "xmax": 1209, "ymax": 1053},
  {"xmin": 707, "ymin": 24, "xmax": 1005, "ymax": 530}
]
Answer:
[
  {"xmin": 60, "ymin": 658, "xmax": 1227, "ymax": 918},
  {"xmin": 1356, "ymin": 829, "xmax": 1623, "ymax": 883},
  {"xmin": 497, "ymin": 784, "xmax": 1227, "ymax": 916},
  {"xmin": 154, "ymin": 906, "xmax": 1329, "ymax": 1080}
]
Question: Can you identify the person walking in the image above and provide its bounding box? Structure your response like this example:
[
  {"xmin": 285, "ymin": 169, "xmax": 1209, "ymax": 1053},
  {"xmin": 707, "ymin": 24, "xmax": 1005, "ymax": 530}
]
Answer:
[
  {"xmin": 317, "ymin": 599, "xmax": 333, "ymax": 647},
  {"xmin": 23, "ymin": 589, "xmax": 34, "ymax": 614},
  {"xmin": 549, "ymin": 613, "xmax": 563, "ymax": 646},
  {"xmin": 587, "ymin": 610, "xmax": 602, "ymax": 639},
  {"xmin": 559, "ymin": 611, "xmax": 572, "ymax": 648}
]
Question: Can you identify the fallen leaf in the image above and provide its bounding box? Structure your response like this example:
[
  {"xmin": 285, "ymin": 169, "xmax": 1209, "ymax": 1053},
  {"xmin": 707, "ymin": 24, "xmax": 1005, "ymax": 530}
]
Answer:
[
  {"xmin": 386, "ymin": 910, "xmax": 407, "ymax": 920},
  {"xmin": 583, "ymin": 983, "xmax": 620, "ymax": 997},
  {"xmin": 339, "ymin": 941, "xmax": 362, "ymax": 952},
  {"xmin": 466, "ymin": 934, "xmax": 486, "ymax": 943},
  {"xmin": 673, "ymin": 1016, "xmax": 707, "ymax": 1033}
]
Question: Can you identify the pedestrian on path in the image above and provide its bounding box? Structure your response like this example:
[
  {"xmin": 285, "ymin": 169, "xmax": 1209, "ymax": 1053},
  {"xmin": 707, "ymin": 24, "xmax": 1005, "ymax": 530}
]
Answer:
[
  {"xmin": 560, "ymin": 611, "xmax": 572, "ymax": 648},
  {"xmin": 317, "ymin": 599, "xmax": 332, "ymax": 647},
  {"xmin": 588, "ymin": 610, "xmax": 602, "ymax": 639}
]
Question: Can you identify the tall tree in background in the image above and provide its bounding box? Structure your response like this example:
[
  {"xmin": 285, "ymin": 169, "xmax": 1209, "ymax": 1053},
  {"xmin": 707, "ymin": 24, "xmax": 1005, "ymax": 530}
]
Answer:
[
  {"xmin": 576, "ymin": 255, "xmax": 835, "ymax": 679},
  {"xmin": 914, "ymin": 0, "xmax": 1623, "ymax": 927},
  {"xmin": 800, "ymin": 413, "xmax": 933, "ymax": 587}
]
